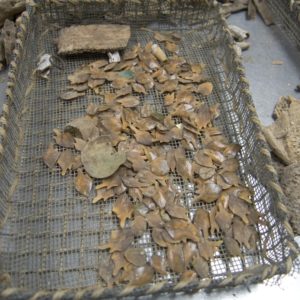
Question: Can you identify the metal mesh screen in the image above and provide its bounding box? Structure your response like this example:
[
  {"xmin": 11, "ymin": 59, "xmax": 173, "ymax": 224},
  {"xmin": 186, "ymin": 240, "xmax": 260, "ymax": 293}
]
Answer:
[
  {"xmin": 0, "ymin": 0, "xmax": 294, "ymax": 296},
  {"xmin": 267, "ymin": 0, "xmax": 300, "ymax": 49}
]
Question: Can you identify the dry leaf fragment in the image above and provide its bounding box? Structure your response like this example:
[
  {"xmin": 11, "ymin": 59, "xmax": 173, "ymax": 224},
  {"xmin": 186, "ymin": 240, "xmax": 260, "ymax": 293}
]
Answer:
[
  {"xmin": 124, "ymin": 248, "xmax": 147, "ymax": 267},
  {"xmin": 81, "ymin": 137, "xmax": 126, "ymax": 179},
  {"xmin": 112, "ymin": 193, "xmax": 134, "ymax": 228},
  {"xmin": 75, "ymin": 169, "xmax": 92, "ymax": 197},
  {"xmin": 43, "ymin": 143, "xmax": 60, "ymax": 169},
  {"xmin": 150, "ymin": 255, "xmax": 167, "ymax": 275},
  {"xmin": 60, "ymin": 90, "xmax": 85, "ymax": 101},
  {"xmin": 167, "ymin": 244, "xmax": 185, "ymax": 273},
  {"xmin": 57, "ymin": 149, "xmax": 73, "ymax": 176}
]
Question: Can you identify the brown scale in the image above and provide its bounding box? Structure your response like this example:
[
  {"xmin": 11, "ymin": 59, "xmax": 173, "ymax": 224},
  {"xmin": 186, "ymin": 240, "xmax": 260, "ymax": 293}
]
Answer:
[
  {"xmin": 75, "ymin": 169, "xmax": 93, "ymax": 197},
  {"xmin": 167, "ymin": 243, "xmax": 185, "ymax": 273},
  {"xmin": 99, "ymin": 228, "xmax": 134, "ymax": 253},
  {"xmin": 112, "ymin": 193, "xmax": 134, "ymax": 228},
  {"xmin": 150, "ymin": 255, "xmax": 167, "ymax": 275},
  {"xmin": 124, "ymin": 248, "xmax": 147, "ymax": 267},
  {"xmin": 192, "ymin": 255, "xmax": 209, "ymax": 278},
  {"xmin": 43, "ymin": 143, "xmax": 60, "ymax": 169},
  {"xmin": 131, "ymin": 215, "xmax": 147, "ymax": 237},
  {"xmin": 193, "ymin": 208, "xmax": 210, "ymax": 239}
]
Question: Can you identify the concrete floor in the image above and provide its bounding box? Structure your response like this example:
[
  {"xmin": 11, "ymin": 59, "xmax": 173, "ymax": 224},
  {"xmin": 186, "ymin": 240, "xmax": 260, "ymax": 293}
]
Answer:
[
  {"xmin": 229, "ymin": 12, "xmax": 300, "ymax": 126},
  {"xmin": 0, "ymin": 9, "xmax": 299, "ymax": 300}
]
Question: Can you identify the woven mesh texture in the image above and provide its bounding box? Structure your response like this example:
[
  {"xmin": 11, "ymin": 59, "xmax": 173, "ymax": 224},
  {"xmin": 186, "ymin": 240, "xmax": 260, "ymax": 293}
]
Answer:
[
  {"xmin": 0, "ymin": 0, "xmax": 292, "ymax": 294},
  {"xmin": 267, "ymin": 0, "xmax": 300, "ymax": 48}
]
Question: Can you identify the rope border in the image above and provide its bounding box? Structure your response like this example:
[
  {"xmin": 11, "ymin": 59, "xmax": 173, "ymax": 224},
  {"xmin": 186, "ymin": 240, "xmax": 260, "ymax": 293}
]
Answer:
[{"xmin": 0, "ymin": 1, "xmax": 298, "ymax": 299}]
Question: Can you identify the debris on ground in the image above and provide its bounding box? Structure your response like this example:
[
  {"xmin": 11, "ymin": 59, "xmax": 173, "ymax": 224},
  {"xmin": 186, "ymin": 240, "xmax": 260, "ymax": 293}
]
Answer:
[
  {"xmin": 262, "ymin": 95, "xmax": 300, "ymax": 234},
  {"xmin": 272, "ymin": 60, "xmax": 284, "ymax": 65},
  {"xmin": 0, "ymin": 0, "xmax": 25, "ymax": 28},
  {"xmin": 0, "ymin": 0, "xmax": 25, "ymax": 69},
  {"xmin": 218, "ymin": 0, "xmax": 273, "ymax": 25},
  {"xmin": 227, "ymin": 24, "xmax": 250, "ymax": 56}
]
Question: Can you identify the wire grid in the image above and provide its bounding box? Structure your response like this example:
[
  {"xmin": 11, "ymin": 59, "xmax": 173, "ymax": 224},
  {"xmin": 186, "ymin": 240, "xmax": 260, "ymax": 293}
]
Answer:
[
  {"xmin": 267, "ymin": 0, "xmax": 300, "ymax": 49},
  {"xmin": 0, "ymin": 0, "xmax": 290, "ymax": 294}
]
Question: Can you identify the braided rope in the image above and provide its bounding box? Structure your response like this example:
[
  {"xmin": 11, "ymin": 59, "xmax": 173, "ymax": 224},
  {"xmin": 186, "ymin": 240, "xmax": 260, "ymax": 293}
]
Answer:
[{"xmin": 0, "ymin": 1, "xmax": 298, "ymax": 300}]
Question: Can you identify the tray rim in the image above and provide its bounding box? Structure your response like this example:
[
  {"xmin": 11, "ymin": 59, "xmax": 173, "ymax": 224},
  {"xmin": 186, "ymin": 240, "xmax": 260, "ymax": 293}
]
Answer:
[{"xmin": 0, "ymin": 0, "xmax": 298, "ymax": 299}]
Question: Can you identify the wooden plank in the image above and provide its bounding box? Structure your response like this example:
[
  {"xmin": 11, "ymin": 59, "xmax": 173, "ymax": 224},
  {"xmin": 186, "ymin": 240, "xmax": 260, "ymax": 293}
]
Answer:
[
  {"xmin": 57, "ymin": 24, "xmax": 131, "ymax": 55},
  {"xmin": 247, "ymin": 0, "xmax": 257, "ymax": 20},
  {"xmin": 253, "ymin": 0, "xmax": 274, "ymax": 25},
  {"xmin": 221, "ymin": 2, "xmax": 248, "ymax": 16}
]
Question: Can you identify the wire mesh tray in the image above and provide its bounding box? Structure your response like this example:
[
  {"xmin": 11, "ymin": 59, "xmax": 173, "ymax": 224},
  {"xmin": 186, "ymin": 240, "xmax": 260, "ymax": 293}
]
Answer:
[
  {"xmin": 0, "ymin": 0, "xmax": 298, "ymax": 299},
  {"xmin": 267, "ymin": 0, "xmax": 300, "ymax": 49}
]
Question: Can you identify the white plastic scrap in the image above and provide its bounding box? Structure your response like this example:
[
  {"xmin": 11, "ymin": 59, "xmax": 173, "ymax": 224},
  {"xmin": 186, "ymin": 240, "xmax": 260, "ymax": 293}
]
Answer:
[
  {"xmin": 37, "ymin": 54, "xmax": 52, "ymax": 79},
  {"xmin": 108, "ymin": 51, "xmax": 121, "ymax": 63}
]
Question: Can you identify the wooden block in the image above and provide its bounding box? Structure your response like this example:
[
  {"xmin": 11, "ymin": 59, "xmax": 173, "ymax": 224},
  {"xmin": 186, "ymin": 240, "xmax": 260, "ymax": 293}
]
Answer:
[
  {"xmin": 57, "ymin": 24, "xmax": 131, "ymax": 55},
  {"xmin": 253, "ymin": 0, "xmax": 274, "ymax": 26}
]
